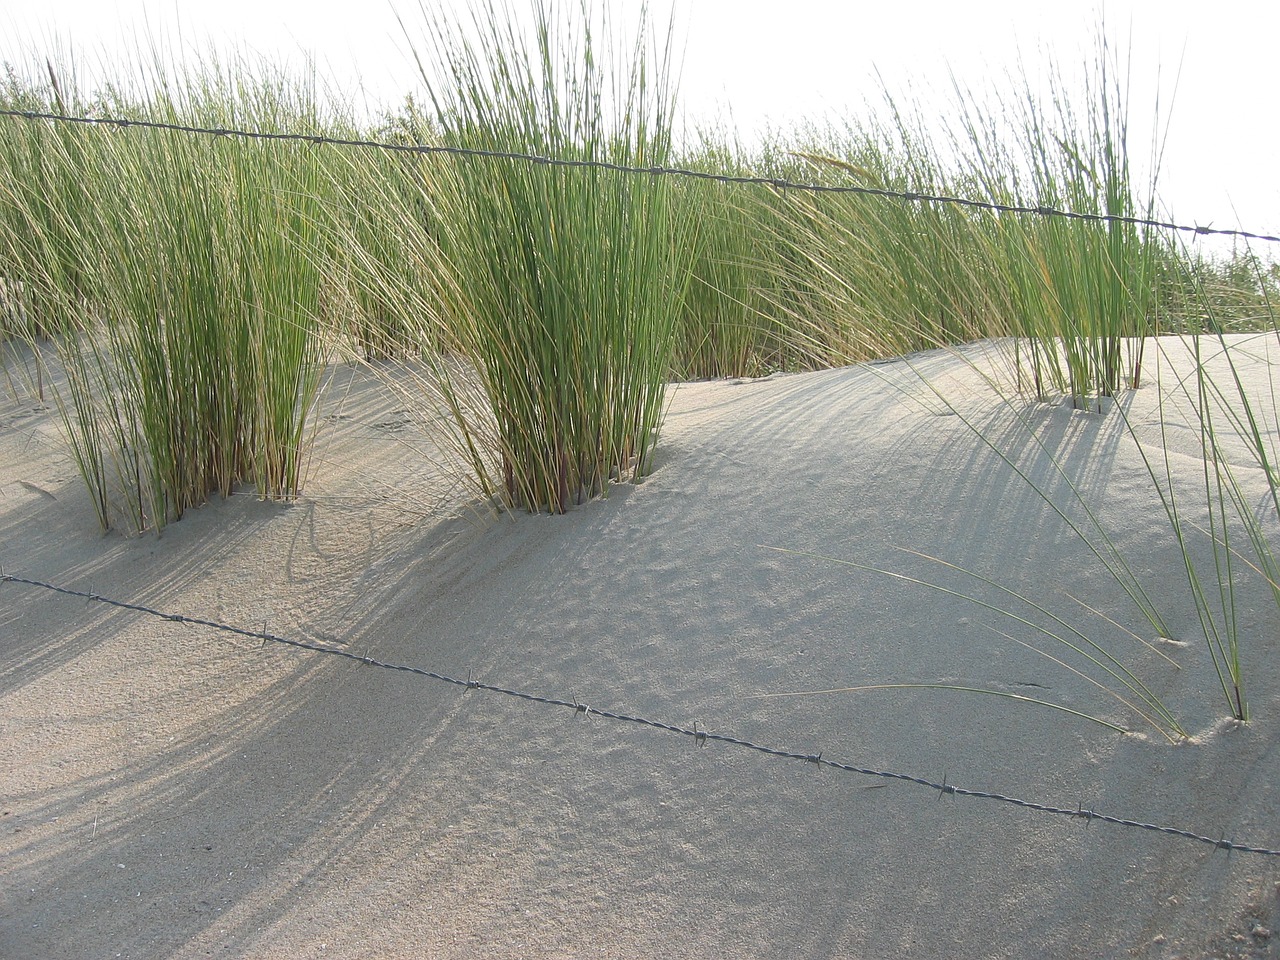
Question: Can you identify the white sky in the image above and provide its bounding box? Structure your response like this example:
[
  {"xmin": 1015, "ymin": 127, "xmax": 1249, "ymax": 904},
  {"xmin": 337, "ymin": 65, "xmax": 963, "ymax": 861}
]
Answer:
[{"xmin": 4, "ymin": 0, "xmax": 1279, "ymax": 255}]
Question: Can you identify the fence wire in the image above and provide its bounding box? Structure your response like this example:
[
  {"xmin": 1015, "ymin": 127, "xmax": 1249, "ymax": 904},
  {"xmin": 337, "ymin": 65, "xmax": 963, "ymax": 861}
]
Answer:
[
  {"xmin": 2, "ymin": 107, "xmax": 1279, "ymax": 245},
  {"xmin": 4, "ymin": 570, "xmax": 1278, "ymax": 859}
]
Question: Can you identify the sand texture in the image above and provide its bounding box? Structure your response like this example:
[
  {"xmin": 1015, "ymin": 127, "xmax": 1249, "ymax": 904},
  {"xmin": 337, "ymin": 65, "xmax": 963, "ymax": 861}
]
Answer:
[{"xmin": 3, "ymin": 338, "xmax": 1279, "ymax": 959}]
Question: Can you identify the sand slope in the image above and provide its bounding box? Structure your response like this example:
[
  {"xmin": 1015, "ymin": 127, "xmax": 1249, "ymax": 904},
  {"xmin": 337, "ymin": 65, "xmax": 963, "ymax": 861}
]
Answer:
[{"xmin": 2, "ymin": 338, "xmax": 1279, "ymax": 959}]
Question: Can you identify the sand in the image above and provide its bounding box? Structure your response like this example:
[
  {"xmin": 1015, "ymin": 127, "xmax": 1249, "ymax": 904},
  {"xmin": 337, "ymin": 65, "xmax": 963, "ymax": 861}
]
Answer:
[{"xmin": 2, "ymin": 337, "xmax": 1279, "ymax": 959}]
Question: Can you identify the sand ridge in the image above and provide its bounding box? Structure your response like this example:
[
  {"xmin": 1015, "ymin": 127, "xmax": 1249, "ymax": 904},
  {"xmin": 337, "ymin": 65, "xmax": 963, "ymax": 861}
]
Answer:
[{"xmin": 2, "ymin": 339, "xmax": 1279, "ymax": 958}]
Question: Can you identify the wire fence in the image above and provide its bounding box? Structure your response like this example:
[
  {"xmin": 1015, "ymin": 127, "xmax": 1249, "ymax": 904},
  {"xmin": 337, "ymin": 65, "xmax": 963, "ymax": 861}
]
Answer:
[
  {"xmin": 3, "ymin": 106, "xmax": 1279, "ymax": 245},
  {"xmin": 4, "ymin": 569, "xmax": 1278, "ymax": 860},
  {"xmin": 3, "ymin": 105, "xmax": 1279, "ymax": 861}
]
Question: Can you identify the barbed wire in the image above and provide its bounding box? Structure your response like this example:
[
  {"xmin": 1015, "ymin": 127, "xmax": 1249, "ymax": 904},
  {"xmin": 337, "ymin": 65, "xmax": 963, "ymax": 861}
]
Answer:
[
  {"xmin": 4, "ymin": 570, "xmax": 1278, "ymax": 859},
  {"xmin": 2, "ymin": 107, "xmax": 1278, "ymax": 245}
]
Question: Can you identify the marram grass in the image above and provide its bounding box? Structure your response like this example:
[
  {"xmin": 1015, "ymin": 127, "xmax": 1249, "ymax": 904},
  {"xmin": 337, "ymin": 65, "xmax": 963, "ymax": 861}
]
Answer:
[
  {"xmin": 0, "ymin": 53, "xmax": 333, "ymax": 530},
  {"xmin": 402, "ymin": 0, "xmax": 693, "ymax": 512}
]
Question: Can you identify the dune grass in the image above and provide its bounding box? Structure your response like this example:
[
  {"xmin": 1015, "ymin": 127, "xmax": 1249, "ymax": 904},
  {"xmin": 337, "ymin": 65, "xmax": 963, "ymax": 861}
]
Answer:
[
  {"xmin": 0, "ymin": 53, "xmax": 334, "ymax": 530},
  {"xmin": 394, "ymin": 0, "xmax": 692, "ymax": 512}
]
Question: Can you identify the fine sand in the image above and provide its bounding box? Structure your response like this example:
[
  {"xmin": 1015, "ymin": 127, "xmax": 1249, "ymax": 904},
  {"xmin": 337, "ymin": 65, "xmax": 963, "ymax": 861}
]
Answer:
[{"xmin": 2, "ymin": 338, "xmax": 1279, "ymax": 959}]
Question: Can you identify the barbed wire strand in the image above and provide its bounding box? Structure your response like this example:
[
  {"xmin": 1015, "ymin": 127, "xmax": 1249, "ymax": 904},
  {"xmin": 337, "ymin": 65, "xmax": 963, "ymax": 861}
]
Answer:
[
  {"xmin": 4, "ymin": 570, "xmax": 1278, "ymax": 859},
  {"xmin": 2, "ymin": 107, "xmax": 1278, "ymax": 245}
]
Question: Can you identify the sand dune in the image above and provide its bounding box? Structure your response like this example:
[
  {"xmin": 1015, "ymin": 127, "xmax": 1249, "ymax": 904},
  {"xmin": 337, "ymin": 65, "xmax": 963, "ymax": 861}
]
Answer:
[{"xmin": 3, "ymin": 338, "xmax": 1278, "ymax": 959}]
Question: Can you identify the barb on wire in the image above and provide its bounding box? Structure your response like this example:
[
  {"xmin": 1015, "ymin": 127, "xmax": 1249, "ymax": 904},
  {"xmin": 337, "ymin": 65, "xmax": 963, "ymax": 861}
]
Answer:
[
  {"xmin": 4, "ymin": 570, "xmax": 1279, "ymax": 859},
  {"xmin": 2, "ymin": 107, "xmax": 1278, "ymax": 244}
]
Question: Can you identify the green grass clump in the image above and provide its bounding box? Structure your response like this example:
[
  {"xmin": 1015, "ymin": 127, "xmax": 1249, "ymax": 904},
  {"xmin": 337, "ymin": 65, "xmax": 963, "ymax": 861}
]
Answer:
[
  {"xmin": 404, "ymin": 0, "xmax": 693, "ymax": 512},
  {"xmin": 0, "ymin": 54, "xmax": 333, "ymax": 530}
]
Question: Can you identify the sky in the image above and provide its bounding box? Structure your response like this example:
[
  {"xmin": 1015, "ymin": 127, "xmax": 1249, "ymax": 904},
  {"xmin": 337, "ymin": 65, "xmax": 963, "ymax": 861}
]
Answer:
[{"xmin": 4, "ymin": 0, "xmax": 1279, "ymax": 257}]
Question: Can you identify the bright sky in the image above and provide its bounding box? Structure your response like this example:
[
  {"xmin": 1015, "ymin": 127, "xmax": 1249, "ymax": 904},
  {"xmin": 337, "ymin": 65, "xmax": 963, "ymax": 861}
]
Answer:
[{"xmin": 5, "ymin": 0, "xmax": 1279, "ymax": 256}]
